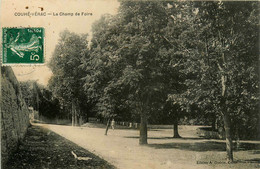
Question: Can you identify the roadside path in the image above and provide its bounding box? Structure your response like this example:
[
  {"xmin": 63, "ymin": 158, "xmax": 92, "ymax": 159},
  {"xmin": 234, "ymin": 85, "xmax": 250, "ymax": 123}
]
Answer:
[
  {"xmin": 4, "ymin": 125, "xmax": 114, "ymax": 169},
  {"xmin": 35, "ymin": 123, "xmax": 260, "ymax": 169}
]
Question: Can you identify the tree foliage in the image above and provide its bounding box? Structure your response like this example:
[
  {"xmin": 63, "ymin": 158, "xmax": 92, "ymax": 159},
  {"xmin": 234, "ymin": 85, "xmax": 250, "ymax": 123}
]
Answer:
[
  {"xmin": 168, "ymin": 1, "xmax": 259, "ymax": 139},
  {"xmin": 20, "ymin": 81, "xmax": 63, "ymax": 119},
  {"xmin": 48, "ymin": 30, "xmax": 91, "ymax": 121},
  {"xmin": 46, "ymin": 1, "xmax": 259, "ymax": 161},
  {"xmin": 167, "ymin": 1, "xmax": 259, "ymax": 162}
]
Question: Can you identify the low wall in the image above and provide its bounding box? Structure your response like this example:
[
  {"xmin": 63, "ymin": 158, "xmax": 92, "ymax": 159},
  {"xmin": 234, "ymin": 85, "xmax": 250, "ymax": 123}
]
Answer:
[
  {"xmin": 1, "ymin": 67, "xmax": 30, "ymax": 166},
  {"xmin": 37, "ymin": 116, "xmax": 71, "ymax": 125},
  {"xmin": 196, "ymin": 127, "xmax": 225, "ymax": 139}
]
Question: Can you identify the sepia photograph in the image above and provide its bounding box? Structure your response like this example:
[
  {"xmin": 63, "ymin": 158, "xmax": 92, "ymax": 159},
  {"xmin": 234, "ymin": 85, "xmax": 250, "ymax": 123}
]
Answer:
[{"xmin": 1, "ymin": 0, "xmax": 259, "ymax": 168}]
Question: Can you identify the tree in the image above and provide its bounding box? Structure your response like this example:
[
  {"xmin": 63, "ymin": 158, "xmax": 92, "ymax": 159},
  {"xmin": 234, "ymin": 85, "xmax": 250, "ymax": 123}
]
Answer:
[
  {"xmin": 159, "ymin": 1, "xmax": 194, "ymax": 138},
  {"xmin": 116, "ymin": 1, "xmax": 186, "ymax": 144},
  {"xmin": 21, "ymin": 81, "xmax": 63, "ymax": 119},
  {"xmin": 48, "ymin": 30, "xmax": 90, "ymax": 126},
  {"xmin": 80, "ymin": 14, "xmax": 124, "ymax": 135},
  {"xmin": 20, "ymin": 81, "xmax": 35, "ymax": 107},
  {"xmin": 169, "ymin": 1, "xmax": 259, "ymax": 162},
  {"xmin": 84, "ymin": 1, "xmax": 193, "ymax": 142},
  {"xmin": 83, "ymin": 2, "xmax": 177, "ymax": 142}
]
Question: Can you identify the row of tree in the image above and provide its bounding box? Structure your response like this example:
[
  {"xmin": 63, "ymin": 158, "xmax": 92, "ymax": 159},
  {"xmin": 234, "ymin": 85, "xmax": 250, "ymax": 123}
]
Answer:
[
  {"xmin": 48, "ymin": 1, "xmax": 259, "ymax": 163},
  {"xmin": 20, "ymin": 81, "xmax": 64, "ymax": 119}
]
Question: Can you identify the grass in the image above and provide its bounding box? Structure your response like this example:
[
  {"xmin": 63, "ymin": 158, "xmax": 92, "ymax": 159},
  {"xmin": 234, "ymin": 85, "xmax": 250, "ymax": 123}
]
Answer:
[{"xmin": 4, "ymin": 125, "xmax": 115, "ymax": 169}]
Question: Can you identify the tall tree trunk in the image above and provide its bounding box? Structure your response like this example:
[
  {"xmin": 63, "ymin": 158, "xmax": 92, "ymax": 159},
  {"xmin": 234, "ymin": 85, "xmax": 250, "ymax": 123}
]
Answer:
[
  {"xmin": 79, "ymin": 116, "xmax": 82, "ymax": 126},
  {"xmin": 86, "ymin": 112, "xmax": 89, "ymax": 122},
  {"xmin": 220, "ymin": 75, "xmax": 233, "ymax": 162},
  {"xmin": 71, "ymin": 109, "xmax": 74, "ymax": 126},
  {"xmin": 212, "ymin": 114, "xmax": 216, "ymax": 131},
  {"xmin": 105, "ymin": 118, "xmax": 110, "ymax": 135},
  {"xmin": 218, "ymin": 50, "xmax": 233, "ymax": 163},
  {"xmin": 72, "ymin": 102, "xmax": 76, "ymax": 126},
  {"xmin": 74, "ymin": 110, "xmax": 78, "ymax": 126},
  {"xmin": 212, "ymin": 121, "xmax": 216, "ymax": 131},
  {"xmin": 139, "ymin": 113, "xmax": 148, "ymax": 145},
  {"xmin": 173, "ymin": 117, "xmax": 181, "ymax": 138},
  {"xmin": 258, "ymin": 111, "xmax": 260, "ymax": 140},
  {"xmin": 223, "ymin": 111, "xmax": 233, "ymax": 163}
]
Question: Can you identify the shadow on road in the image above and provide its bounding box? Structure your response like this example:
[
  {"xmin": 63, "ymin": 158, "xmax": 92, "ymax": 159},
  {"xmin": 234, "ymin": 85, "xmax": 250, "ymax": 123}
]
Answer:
[
  {"xmin": 147, "ymin": 142, "xmax": 260, "ymax": 152},
  {"xmin": 124, "ymin": 136, "xmax": 204, "ymax": 140},
  {"xmin": 241, "ymin": 158, "xmax": 260, "ymax": 163},
  {"xmin": 124, "ymin": 136, "xmax": 260, "ymax": 152}
]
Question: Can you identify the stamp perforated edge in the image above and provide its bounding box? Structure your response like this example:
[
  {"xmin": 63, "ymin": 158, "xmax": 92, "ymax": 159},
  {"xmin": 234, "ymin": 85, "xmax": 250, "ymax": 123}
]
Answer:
[{"xmin": 1, "ymin": 27, "xmax": 46, "ymax": 67}]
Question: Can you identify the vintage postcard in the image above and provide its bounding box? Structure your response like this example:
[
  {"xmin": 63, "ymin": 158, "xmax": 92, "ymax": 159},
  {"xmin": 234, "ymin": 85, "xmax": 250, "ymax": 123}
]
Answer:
[{"xmin": 1, "ymin": 0, "xmax": 259, "ymax": 169}]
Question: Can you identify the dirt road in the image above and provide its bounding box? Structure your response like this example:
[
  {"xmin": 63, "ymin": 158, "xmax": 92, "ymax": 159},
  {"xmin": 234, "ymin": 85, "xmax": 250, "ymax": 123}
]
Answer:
[{"xmin": 36, "ymin": 123, "xmax": 260, "ymax": 169}]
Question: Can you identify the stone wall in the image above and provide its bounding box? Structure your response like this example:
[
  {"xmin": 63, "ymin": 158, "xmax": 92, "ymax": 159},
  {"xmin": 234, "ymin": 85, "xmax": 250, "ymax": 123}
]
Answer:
[{"xmin": 1, "ymin": 66, "xmax": 30, "ymax": 166}]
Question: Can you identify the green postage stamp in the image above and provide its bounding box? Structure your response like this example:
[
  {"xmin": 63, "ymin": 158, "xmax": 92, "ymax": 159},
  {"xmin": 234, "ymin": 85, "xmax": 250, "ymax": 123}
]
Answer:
[{"xmin": 2, "ymin": 27, "xmax": 44, "ymax": 64}]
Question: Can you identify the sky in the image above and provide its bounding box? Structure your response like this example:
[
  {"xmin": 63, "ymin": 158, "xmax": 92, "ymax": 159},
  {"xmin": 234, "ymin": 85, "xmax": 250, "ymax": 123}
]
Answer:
[{"xmin": 1, "ymin": 0, "xmax": 120, "ymax": 86}]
